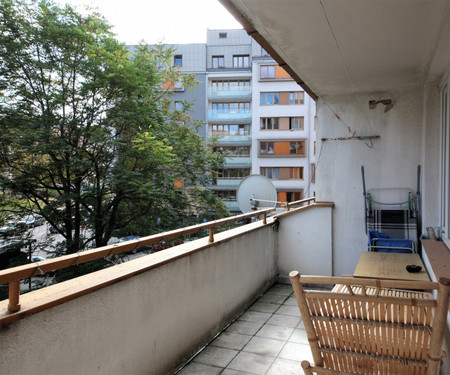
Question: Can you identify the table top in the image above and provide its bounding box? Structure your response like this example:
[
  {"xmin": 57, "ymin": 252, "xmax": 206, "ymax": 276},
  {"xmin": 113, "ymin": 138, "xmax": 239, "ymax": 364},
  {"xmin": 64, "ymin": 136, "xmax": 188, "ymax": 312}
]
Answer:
[{"xmin": 354, "ymin": 252, "xmax": 430, "ymax": 281}]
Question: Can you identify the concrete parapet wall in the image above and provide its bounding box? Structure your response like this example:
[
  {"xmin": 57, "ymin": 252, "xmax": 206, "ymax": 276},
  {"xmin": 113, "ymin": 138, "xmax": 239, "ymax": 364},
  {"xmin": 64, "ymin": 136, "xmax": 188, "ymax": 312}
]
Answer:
[{"xmin": 0, "ymin": 222, "xmax": 277, "ymax": 375}]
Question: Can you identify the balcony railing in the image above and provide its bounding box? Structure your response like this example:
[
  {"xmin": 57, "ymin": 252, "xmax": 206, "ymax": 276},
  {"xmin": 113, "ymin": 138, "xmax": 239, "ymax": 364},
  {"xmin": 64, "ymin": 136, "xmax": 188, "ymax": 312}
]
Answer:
[
  {"xmin": 0, "ymin": 208, "xmax": 274, "ymax": 320},
  {"xmin": 208, "ymin": 110, "xmax": 252, "ymax": 122},
  {"xmin": 208, "ymin": 87, "xmax": 252, "ymax": 99},
  {"xmin": 0, "ymin": 199, "xmax": 335, "ymax": 375}
]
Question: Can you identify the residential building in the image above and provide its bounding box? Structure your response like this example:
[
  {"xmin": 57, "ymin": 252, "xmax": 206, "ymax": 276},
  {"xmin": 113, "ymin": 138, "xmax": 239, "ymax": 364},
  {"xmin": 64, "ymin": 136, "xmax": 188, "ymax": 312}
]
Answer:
[
  {"xmin": 144, "ymin": 30, "xmax": 317, "ymax": 213},
  {"xmin": 206, "ymin": 29, "xmax": 253, "ymax": 212},
  {"xmin": 168, "ymin": 43, "xmax": 208, "ymax": 139},
  {"xmin": 251, "ymin": 48, "xmax": 316, "ymax": 204}
]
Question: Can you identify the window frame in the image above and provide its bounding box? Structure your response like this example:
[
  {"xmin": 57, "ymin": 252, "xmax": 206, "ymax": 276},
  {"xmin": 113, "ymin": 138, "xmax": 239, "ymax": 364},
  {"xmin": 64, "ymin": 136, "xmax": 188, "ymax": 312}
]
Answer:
[
  {"xmin": 289, "ymin": 117, "xmax": 304, "ymax": 130},
  {"xmin": 289, "ymin": 91, "xmax": 305, "ymax": 104},
  {"xmin": 440, "ymin": 82, "xmax": 450, "ymax": 246},
  {"xmin": 212, "ymin": 55, "xmax": 224, "ymax": 69},
  {"xmin": 260, "ymin": 65, "xmax": 275, "ymax": 79},
  {"xmin": 233, "ymin": 55, "xmax": 250, "ymax": 68},
  {"xmin": 175, "ymin": 101, "xmax": 183, "ymax": 111},
  {"xmin": 260, "ymin": 167, "xmax": 279, "ymax": 180},
  {"xmin": 260, "ymin": 92, "xmax": 280, "ymax": 105},
  {"xmin": 259, "ymin": 141, "xmax": 274, "ymax": 155},
  {"xmin": 174, "ymin": 55, "xmax": 183, "ymax": 67}
]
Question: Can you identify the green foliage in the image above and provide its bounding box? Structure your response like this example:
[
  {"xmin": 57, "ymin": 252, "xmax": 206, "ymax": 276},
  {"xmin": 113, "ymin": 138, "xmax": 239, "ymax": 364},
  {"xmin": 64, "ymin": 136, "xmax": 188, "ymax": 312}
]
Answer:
[{"xmin": 0, "ymin": 0, "xmax": 227, "ymax": 268}]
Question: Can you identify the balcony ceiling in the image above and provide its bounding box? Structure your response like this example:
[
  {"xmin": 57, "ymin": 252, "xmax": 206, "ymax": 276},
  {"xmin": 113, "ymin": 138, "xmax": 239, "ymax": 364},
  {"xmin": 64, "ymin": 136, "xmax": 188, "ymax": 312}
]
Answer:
[{"xmin": 220, "ymin": 0, "xmax": 450, "ymax": 98}]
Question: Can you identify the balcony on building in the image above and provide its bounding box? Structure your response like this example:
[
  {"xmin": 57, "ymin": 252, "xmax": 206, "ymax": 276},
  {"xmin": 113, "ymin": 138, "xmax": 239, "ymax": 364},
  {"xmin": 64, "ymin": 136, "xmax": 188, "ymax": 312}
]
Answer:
[
  {"xmin": 208, "ymin": 85, "xmax": 252, "ymax": 100},
  {"xmin": 210, "ymin": 125, "xmax": 252, "ymax": 144},
  {"xmin": 208, "ymin": 109, "xmax": 252, "ymax": 122},
  {"xmin": 1, "ymin": 1, "xmax": 450, "ymax": 374},
  {"xmin": 0, "ymin": 200, "xmax": 334, "ymax": 375}
]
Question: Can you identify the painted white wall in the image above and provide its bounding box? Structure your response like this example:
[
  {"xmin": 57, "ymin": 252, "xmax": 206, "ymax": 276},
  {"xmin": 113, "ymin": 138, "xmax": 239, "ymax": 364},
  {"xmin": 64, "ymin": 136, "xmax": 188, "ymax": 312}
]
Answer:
[
  {"xmin": 0, "ymin": 224, "xmax": 277, "ymax": 375},
  {"xmin": 277, "ymin": 206, "xmax": 333, "ymax": 279},
  {"xmin": 316, "ymin": 87, "xmax": 425, "ymax": 276}
]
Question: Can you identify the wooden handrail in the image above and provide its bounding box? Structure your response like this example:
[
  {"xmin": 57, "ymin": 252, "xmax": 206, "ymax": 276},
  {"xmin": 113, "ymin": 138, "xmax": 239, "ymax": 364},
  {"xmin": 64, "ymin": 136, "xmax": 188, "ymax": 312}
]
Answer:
[
  {"xmin": 0, "ymin": 208, "xmax": 275, "ymax": 313},
  {"xmin": 285, "ymin": 197, "xmax": 315, "ymax": 211}
]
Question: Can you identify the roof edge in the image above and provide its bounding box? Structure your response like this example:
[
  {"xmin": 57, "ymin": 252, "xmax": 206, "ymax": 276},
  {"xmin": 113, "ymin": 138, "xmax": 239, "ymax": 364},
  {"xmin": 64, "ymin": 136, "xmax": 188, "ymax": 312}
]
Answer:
[{"xmin": 218, "ymin": 0, "xmax": 318, "ymax": 101}]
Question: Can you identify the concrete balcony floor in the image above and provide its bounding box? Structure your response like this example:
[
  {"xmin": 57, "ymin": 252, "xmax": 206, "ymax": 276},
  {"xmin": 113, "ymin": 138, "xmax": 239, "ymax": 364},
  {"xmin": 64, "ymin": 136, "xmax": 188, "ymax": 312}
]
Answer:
[{"xmin": 177, "ymin": 283, "xmax": 316, "ymax": 375}]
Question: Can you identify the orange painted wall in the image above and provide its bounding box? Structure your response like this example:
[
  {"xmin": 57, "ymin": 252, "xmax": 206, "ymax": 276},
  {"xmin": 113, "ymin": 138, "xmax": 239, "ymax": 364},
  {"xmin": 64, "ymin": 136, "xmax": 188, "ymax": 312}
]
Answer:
[
  {"xmin": 275, "ymin": 66, "xmax": 291, "ymax": 79},
  {"xmin": 274, "ymin": 141, "xmax": 291, "ymax": 155}
]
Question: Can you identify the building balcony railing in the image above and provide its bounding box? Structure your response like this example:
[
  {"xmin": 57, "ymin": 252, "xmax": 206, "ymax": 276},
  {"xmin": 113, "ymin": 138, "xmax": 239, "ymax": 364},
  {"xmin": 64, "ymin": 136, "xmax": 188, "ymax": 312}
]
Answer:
[
  {"xmin": 208, "ymin": 110, "xmax": 252, "ymax": 122},
  {"xmin": 0, "ymin": 200, "xmax": 338, "ymax": 375},
  {"xmin": 224, "ymin": 156, "xmax": 251, "ymax": 166},
  {"xmin": 208, "ymin": 87, "xmax": 252, "ymax": 99},
  {"xmin": 215, "ymin": 177, "xmax": 245, "ymax": 187},
  {"xmin": 212, "ymin": 134, "xmax": 252, "ymax": 143}
]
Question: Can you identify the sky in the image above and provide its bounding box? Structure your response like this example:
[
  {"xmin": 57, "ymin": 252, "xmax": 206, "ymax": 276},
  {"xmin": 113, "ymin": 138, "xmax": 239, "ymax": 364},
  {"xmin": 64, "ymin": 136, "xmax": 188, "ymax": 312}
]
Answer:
[{"xmin": 58, "ymin": 0, "xmax": 243, "ymax": 45}]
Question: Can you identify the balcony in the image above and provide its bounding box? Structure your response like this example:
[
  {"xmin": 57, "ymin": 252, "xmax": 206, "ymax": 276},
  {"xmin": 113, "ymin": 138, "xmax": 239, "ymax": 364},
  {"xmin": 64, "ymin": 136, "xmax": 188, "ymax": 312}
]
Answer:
[
  {"xmin": 213, "ymin": 134, "xmax": 252, "ymax": 143},
  {"xmin": 208, "ymin": 110, "xmax": 252, "ymax": 122},
  {"xmin": 224, "ymin": 156, "xmax": 251, "ymax": 166},
  {"xmin": 208, "ymin": 87, "xmax": 252, "ymax": 100},
  {"xmin": 0, "ymin": 201, "xmax": 334, "ymax": 375},
  {"xmin": 215, "ymin": 177, "xmax": 244, "ymax": 187}
]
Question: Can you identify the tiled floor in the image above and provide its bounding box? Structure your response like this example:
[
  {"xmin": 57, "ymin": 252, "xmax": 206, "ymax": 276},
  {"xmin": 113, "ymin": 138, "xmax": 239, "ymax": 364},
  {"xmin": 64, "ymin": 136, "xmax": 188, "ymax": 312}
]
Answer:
[{"xmin": 177, "ymin": 283, "xmax": 314, "ymax": 375}]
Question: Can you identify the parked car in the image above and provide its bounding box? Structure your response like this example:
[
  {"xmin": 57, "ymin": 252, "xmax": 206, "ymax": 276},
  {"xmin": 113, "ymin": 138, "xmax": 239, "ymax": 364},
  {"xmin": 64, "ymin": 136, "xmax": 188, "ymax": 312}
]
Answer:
[
  {"xmin": 18, "ymin": 215, "xmax": 45, "ymax": 228},
  {"xmin": 0, "ymin": 222, "xmax": 28, "ymax": 237},
  {"xmin": 30, "ymin": 255, "xmax": 46, "ymax": 263}
]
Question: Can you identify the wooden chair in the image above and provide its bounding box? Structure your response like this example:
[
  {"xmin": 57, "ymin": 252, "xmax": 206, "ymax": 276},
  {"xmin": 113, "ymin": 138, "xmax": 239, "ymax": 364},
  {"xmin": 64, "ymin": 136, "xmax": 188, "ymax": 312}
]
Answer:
[{"xmin": 289, "ymin": 272, "xmax": 450, "ymax": 375}]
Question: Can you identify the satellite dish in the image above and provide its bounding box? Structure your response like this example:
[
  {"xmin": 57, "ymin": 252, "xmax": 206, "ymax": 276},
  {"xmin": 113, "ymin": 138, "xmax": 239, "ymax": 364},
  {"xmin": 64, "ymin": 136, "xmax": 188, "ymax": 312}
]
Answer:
[{"xmin": 237, "ymin": 174, "xmax": 278, "ymax": 213}]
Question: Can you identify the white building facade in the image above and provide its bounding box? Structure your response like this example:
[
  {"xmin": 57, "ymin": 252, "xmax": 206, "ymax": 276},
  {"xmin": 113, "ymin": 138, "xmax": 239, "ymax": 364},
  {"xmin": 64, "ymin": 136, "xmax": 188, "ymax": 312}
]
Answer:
[{"xmin": 251, "ymin": 52, "xmax": 316, "ymax": 203}]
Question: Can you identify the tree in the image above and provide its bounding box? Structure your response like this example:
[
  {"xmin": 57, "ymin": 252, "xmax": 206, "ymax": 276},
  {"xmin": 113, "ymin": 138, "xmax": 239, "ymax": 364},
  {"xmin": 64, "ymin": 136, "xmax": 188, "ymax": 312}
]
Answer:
[{"xmin": 0, "ymin": 0, "xmax": 227, "ymax": 262}]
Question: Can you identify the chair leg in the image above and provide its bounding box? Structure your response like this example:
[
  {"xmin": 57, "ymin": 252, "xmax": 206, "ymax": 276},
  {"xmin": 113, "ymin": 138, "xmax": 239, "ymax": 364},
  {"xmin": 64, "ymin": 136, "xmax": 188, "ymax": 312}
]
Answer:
[{"xmin": 301, "ymin": 360, "xmax": 314, "ymax": 375}]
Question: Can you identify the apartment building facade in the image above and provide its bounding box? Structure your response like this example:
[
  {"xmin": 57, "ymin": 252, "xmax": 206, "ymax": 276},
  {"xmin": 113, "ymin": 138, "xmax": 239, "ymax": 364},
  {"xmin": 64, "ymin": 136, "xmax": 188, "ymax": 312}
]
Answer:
[
  {"xmin": 147, "ymin": 29, "xmax": 316, "ymax": 213},
  {"xmin": 251, "ymin": 49, "xmax": 316, "ymax": 205}
]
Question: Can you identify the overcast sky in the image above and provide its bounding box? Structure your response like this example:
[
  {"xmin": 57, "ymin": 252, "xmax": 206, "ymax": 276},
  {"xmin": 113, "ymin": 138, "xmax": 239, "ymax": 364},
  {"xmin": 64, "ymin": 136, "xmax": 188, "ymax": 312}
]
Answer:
[{"xmin": 58, "ymin": 0, "xmax": 242, "ymax": 44}]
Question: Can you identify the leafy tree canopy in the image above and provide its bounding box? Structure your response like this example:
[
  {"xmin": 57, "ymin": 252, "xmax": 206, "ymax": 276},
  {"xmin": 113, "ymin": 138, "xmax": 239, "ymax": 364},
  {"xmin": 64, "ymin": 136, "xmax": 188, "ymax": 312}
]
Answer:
[{"xmin": 0, "ymin": 0, "xmax": 227, "ymax": 262}]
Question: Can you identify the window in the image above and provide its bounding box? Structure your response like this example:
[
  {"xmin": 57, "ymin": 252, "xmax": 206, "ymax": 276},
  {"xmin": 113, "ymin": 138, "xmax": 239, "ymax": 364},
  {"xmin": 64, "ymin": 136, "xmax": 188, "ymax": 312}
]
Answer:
[
  {"xmin": 259, "ymin": 141, "xmax": 306, "ymax": 156},
  {"xmin": 260, "ymin": 118, "xmax": 279, "ymax": 130},
  {"xmin": 211, "ymin": 102, "xmax": 250, "ymax": 113},
  {"xmin": 218, "ymin": 168, "xmax": 250, "ymax": 179},
  {"xmin": 289, "ymin": 117, "xmax": 304, "ymax": 130},
  {"xmin": 175, "ymin": 101, "xmax": 183, "ymax": 111},
  {"xmin": 260, "ymin": 142, "xmax": 274, "ymax": 155},
  {"xmin": 261, "ymin": 167, "xmax": 303, "ymax": 180},
  {"xmin": 278, "ymin": 191, "xmax": 302, "ymax": 203},
  {"xmin": 211, "ymin": 80, "xmax": 250, "ymax": 92},
  {"xmin": 290, "ymin": 141, "xmax": 305, "ymax": 154},
  {"xmin": 219, "ymin": 32, "xmax": 227, "ymax": 38},
  {"xmin": 289, "ymin": 167, "xmax": 303, "ymax": 180},
  {"xmin": 174, "ymin": 55, "xmax": 182, "ymax": 67},
  {"xmin": 214, "ymin": 145, "xmax": 250, "ymax": 157},
  {"xmin": 260, "ymin": 65, "xmax": 275, "ymax": 79},
  {"xmin": 289, "ymin": 91, "xmax": 304, "ymax": 104},
  {"xmin": 311, "ymin": 164, "xmax": 316, "ymax": 183},
  {"xmin": 260, "ymin": 167, "xmax": 279, "ymax": 180},
  {"xmin": 233, "ymin": 55, "xmax": 249, "ymax": 68},
  {"xmin": 211, "ymin": 124, "xmax": 250, "ymax": 137},
  {"xmin": 286, "ymin": 192, "xmax": 302, "ymax": 202},
  {"xmin": 215, "ymin": 190, "xmax": 236, "ymax": 201},
  {"xmin": 212, "ymin": 56, "xmax": 224, "ymax": 68},
  {"xmin": 260, "ymin": 92, "xmax": 279, "ymax": 105},
  {"xmin": 440, "ymin": 83, "xmax": 449, "ymax": 245}
]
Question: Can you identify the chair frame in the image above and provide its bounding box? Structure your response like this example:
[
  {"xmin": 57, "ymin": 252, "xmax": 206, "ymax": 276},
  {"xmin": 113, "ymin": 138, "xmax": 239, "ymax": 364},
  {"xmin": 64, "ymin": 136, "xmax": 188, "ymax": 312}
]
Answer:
[{"xmin": 289, "ymin": 272, "xmax": 450, "ymax": 375}]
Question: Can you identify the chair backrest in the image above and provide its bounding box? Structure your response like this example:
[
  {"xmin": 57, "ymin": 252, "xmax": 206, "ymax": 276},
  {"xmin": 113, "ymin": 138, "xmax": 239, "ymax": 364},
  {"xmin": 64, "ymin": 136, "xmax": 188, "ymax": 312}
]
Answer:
[{"xmin": 289, "ymin": 272, "xmax": 450, "ymax": 375}]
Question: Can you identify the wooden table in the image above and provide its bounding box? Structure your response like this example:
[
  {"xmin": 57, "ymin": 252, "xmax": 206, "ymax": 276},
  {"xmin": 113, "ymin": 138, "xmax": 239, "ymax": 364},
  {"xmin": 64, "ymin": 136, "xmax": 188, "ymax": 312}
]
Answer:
[{"xmin": 354, "ymin": 252, "xmax": 430, "ymax": 281}]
